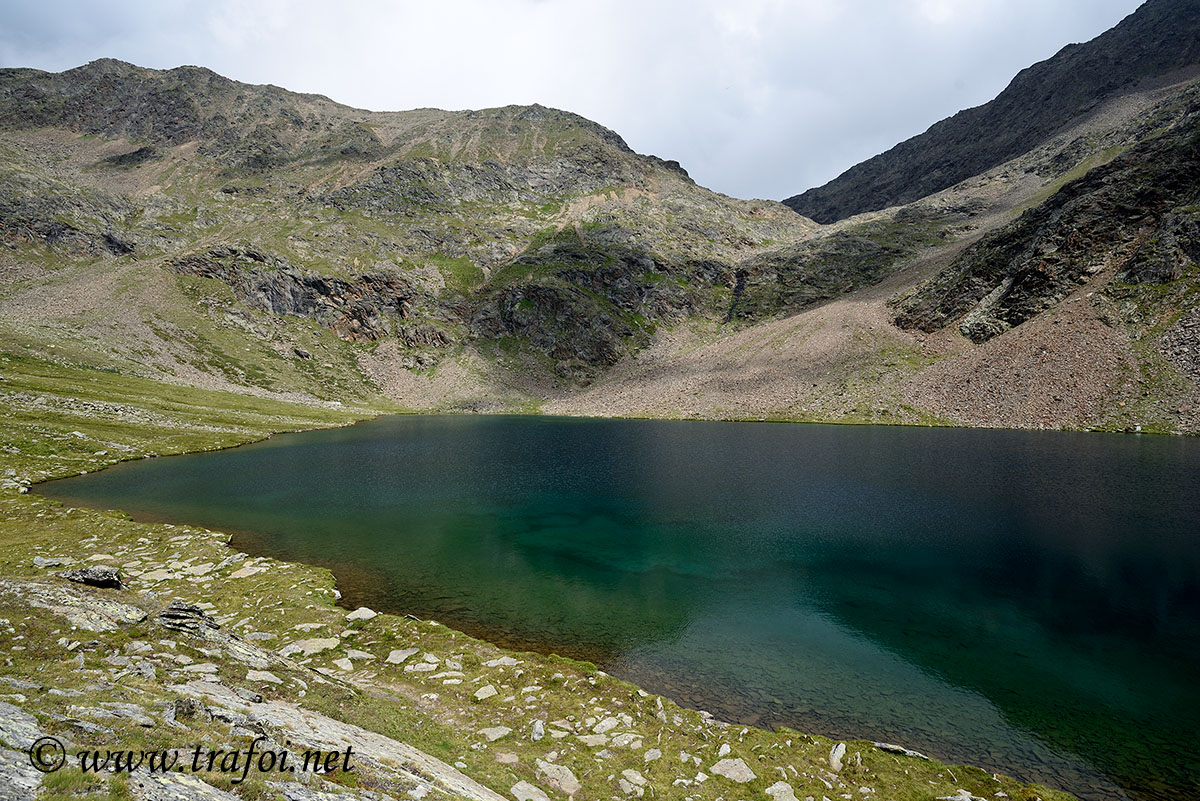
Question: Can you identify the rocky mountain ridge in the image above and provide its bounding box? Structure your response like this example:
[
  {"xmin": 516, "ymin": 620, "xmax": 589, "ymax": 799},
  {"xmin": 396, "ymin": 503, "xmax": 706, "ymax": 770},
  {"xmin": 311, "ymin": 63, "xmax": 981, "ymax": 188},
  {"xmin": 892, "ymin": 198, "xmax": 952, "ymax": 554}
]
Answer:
[
  {"xmin": 1, "ymin": 28, "xmax": 1199, "ymax": 434},
  {"xmin": 784, "ymin": 0, "xmax": 1200, "ymax": 223}
]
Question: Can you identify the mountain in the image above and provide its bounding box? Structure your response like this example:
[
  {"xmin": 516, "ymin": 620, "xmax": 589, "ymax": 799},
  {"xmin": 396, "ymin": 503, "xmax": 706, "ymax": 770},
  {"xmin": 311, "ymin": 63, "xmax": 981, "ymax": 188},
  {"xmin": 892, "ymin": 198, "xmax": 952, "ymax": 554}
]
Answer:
[
  {"xmin": 1, "ymin": 43, "xmax": 1198, "ymax": 435},
  {"xmin": 0, "ymin": 58, "xmax": 815, "ymax": 393},
  {"xmin": 783, "ymin": 0, "xmax": 1200, "ymax": 223}
]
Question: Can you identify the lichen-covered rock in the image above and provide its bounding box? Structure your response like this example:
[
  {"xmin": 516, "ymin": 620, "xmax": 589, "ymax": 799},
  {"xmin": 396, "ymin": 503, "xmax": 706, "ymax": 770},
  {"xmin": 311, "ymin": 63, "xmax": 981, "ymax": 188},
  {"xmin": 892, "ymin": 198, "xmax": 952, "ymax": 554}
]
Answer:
[
  {"xmin": 709, "ymin": 757, "xmax": 756, "ymax": 783},
  {"xmin": 0, "ymin": 578, "xmax": 145, "ymax": 631},
  {"xmin": 58, "ymin": 565, "xmax": 124, "ymax": 589}
]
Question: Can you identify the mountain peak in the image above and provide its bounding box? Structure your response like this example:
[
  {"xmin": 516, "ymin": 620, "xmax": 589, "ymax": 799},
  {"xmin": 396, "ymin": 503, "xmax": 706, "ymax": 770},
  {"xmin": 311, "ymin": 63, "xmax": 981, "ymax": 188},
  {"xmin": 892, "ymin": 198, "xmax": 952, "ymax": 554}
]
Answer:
[{"xmin": 784, "ymin": 0, "xmax": 1200, "ymax": 223}]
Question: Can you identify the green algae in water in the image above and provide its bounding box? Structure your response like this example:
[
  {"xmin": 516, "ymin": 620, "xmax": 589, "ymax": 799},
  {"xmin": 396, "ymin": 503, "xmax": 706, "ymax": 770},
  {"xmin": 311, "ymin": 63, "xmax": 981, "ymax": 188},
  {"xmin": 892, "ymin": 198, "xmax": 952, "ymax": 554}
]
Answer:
[{"xmin": 42, "ymin": 416, "xmax": 1200, "ymax": 801}]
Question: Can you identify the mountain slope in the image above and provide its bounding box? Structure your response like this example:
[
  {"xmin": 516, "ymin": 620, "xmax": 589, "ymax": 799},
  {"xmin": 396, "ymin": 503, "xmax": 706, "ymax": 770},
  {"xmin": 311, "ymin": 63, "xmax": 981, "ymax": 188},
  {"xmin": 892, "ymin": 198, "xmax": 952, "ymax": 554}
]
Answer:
[
  {"xmin": 783, "ymin": 0, "xmax": 1200, "ymax": 223},
  {"xmin": 1, "ymin": 51, "xmax": 1197, "ymax": 435},
  {"xmin": 0, "ymin": 59, "xmax": 816, "ymax": 398}
]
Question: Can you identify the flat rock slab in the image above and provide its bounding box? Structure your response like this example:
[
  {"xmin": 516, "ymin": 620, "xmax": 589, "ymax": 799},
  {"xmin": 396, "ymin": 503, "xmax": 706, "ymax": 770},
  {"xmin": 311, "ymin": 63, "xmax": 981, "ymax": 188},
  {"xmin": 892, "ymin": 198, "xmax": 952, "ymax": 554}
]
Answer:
[
  {"xmin": 510, "ymin": 781, "xmax": 550, "ymax": 801},
  {"xmin": 266, "ymin": 779, "xmax": 401, "ymax": 800},
  {"xmin": 710, "ymin": 757, "xmax": 756, "ymax": 782},
  {"xmin": 0, "ymin": 701, "xmax": 44, "ymax": 753},
  {"xmin": 0, "ymin": 747, "xmax": 42, "ymax": 801},
  {"xmin": 247, "ymin": 670, "xmax": 283, "ymax": 685},
  {"xmin": 280, "ymin": 638, "xmax": 340, "ymax": 657},
  {"xmin": 0, "ymin": 578, "xmax": 146, "ymax": 632},
  {"xmin": 386, "ymin": 648, "xmax": 419, "ymax": 664},
  {"xmin": 127, "ymin": 769, "xmax": 241, "ymax": 800},
  {"xmin": 479, "ymin": 726, "xmax": 513, "ymax": 742},
  {"xmin": 535, "ymin": 758, "xmax": 580, "ymax": 795},
  {"xmin": 172, "ymin": 680, "xmax": 507, "ymax": 801}
]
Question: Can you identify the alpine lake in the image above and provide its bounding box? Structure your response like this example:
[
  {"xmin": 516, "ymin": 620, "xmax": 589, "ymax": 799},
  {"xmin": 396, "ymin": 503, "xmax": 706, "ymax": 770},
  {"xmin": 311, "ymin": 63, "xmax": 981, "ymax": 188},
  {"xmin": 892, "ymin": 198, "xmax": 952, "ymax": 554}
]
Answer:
[{"xmin": 40, "ymin": 415, "xmax": 1200, "ymax": 801}]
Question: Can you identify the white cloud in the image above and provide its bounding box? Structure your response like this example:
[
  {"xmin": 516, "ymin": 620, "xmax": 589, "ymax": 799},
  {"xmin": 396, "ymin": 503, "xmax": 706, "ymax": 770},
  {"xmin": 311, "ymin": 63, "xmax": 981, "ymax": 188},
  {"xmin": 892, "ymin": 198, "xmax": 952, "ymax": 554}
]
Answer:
[{"xmin": 0, "ymin": 0, "xmax": 1146, "ymax": 199}]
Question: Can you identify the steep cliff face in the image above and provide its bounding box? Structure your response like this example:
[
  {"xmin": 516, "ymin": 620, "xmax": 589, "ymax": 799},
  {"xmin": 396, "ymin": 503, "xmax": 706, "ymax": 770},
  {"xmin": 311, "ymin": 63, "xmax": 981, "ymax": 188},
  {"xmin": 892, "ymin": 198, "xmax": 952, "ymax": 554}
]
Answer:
[
  {"xmin": 170, "ymin": 247, "xmax": 457, "ymax": 346},
  {"xmin": 784, "ymin": 0, "xmax": 1200, "ymax": 223},
  {"xmin": 894, "ymin": 84, "xmax": 1200, "ymax": 343}
]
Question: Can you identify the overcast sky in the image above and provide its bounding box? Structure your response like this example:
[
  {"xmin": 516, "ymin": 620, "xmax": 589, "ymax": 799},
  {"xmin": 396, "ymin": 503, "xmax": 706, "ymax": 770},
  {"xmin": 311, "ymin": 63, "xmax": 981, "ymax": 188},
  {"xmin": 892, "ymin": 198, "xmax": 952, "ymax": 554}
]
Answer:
[{"xmin": 0, "ymin": 0, "xmax": 1145, "ymax": 200}]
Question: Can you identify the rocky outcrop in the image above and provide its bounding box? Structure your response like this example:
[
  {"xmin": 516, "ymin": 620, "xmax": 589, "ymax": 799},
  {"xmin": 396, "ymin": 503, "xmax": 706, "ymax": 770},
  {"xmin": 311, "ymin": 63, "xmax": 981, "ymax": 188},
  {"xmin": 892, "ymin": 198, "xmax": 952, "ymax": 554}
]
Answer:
[
  {"xmin": 0, "ymin": 578, "xmax": 146, "ymax": 631},
  {"xmin": 170, "ymin": 247, "xmax": 455, "ymax": 344},
  {"xmin": 472, "ymin": 281, "xmax": 635, "ymax": 366},
  {"xmin": 894, "ymin": 89, "xmax": 1200, "ymax": 343},
  {"xmin": 175, "ymin": 680, "xmax": 509, "ymax": 801},
  {"xmin": 730, "ymin": 207, "xmax": 952, "ymax": 322},
  {"xmin": 0, "ymin": 154, "xmax": 134, "ymax": 255},
  {"xmin": 470, "ymin": 226, "xmax": 707, "ymax": 367},
  {"xmin": 784, "ymin": 0, "xmax": 1200, "ymax": 222},
  {"xmin": 323, "ymin": 147, "xmax": 640, "ymax": 213},
  {"xmin": 58, "ymin": 565, "xmax": 125, "ymax": 589}
]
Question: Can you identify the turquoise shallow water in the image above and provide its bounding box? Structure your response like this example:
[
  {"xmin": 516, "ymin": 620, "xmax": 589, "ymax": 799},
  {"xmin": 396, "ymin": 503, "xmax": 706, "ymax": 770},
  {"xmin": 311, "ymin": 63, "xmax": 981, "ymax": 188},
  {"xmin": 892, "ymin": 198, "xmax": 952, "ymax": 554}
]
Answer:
[{"xmin": 41, "ymin": 415, "xmax": 1200, "ymax": 801}]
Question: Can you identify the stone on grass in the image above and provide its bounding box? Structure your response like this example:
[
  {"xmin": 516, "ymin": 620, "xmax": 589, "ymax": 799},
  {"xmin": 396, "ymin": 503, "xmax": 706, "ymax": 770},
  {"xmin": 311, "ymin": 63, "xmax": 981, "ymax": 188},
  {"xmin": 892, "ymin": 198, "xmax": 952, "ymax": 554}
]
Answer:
[
  {"xmin": 479, "ymin": 726, "xmax": 512, "ymax": 742},
  {"xmin": 535, "ymin": 758, "xmax": 580, "ymax": 796},
  {"xmin": 346, "ymin": 607, "xmax": 377, "ymax": 622},
  {"xmin": 830, "ymin": 742, "xmax": 846, "ymax": 772},
  {"xmin": 765, "ymin": 781, "xmax": 800, "ymax": 801},
  {"xmin": 279, "ymin": 638, "xmax": 339, "ymax": 658},
  {"xmin": 577, "ymin": 734, "xmax": 608, "ymax": 747},
  {"xmin": 333, "ymin": 658, "xmax": 354, "ymax": 671},
  {"xmin": 246, "ymin": 670, "xmax": 282, "ymax": 685},
  {"xmin": 58, "ymin": 566, "xmax": 124, "ymax": 589},
  {"xmin": 621, "ymin": 769, "xmax": 647, "ymax": 787},
  {"xmin": 181, "ymin": 663, "xmax": 218, "ymax": 674},
  {"xmin": 485, "ymin": 656, "xmax": 519, "ymax": 667},
  {"xmin": 510, "ymin": 781, "xmax": 550, "ymax": 801},
  {"xmin": 873, "ymin": 741, "xmax": 929, "ymax": 760},
  {"xmin": 530, "ymin": 719, "xmax": 545, "ymax": 741},
  {"xmin": 710, "ymin": 757, "xmax": 756, "ymax": 783},
  {"xmin": 592, "ymin": 716, "xmax": 620, "ymax": 734},
  {"xmin": 474, "ymin": 684, "xmax": 498, "ymax": 701},
  {"xmin": 644, "ymin": 748, "xmax": 661, "ymax": 762},
  {"xmin": 387, "ymin": 647, "xmax": 419, "ymax": 664}
]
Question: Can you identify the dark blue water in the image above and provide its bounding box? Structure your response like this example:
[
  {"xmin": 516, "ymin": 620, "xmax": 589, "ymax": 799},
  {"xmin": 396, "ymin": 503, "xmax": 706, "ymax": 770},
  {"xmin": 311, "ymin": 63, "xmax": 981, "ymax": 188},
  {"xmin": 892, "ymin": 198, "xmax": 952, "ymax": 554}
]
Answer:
[{"xmin": 41, "ymin": 416, "xmax": 1200, "ymax": 801}]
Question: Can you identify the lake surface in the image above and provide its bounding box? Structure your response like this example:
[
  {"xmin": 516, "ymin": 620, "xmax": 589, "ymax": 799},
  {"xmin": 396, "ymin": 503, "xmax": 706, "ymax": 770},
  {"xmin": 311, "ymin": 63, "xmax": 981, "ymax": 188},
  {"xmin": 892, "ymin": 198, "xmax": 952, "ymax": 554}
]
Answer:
[{"xmin": 41, "ymin": 415, "xmax": 1200, "ymax": 801}]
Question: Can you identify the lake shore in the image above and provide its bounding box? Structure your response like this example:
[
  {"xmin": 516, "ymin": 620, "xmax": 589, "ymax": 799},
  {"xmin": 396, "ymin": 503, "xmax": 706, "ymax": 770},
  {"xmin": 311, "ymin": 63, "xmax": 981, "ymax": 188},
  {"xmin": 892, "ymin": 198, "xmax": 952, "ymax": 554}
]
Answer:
[{"xmin": 0, "ymin": 353, "xmax": 1081, "ymax": 801}]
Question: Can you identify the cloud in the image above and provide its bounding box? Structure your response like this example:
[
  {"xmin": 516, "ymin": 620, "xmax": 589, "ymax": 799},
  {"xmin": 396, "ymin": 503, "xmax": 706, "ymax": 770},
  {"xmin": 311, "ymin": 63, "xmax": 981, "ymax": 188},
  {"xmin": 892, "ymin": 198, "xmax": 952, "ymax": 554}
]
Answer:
[{"xmin": 0, "ymin": 0, "xmax": 1145, "ymax": 200}]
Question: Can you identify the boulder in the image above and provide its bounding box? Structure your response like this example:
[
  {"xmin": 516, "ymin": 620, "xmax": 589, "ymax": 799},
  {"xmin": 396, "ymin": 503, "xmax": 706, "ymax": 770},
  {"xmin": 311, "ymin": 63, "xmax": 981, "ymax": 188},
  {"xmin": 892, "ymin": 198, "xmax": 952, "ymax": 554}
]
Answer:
[
  {"xmin": 710, "ymin": 757, "xmax": 756, "ymax": 783},
  {"xmin": 58, "ymin": 566, "xmax": 123, "ymax": 589}
]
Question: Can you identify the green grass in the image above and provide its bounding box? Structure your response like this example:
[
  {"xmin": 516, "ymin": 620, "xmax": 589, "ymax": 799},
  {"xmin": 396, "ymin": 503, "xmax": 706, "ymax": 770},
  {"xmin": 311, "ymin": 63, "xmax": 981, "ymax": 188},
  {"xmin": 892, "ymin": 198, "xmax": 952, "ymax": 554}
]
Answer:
[{"xmin": 430, "ymin": 252, "xmax": 484, "ymax": 294}]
